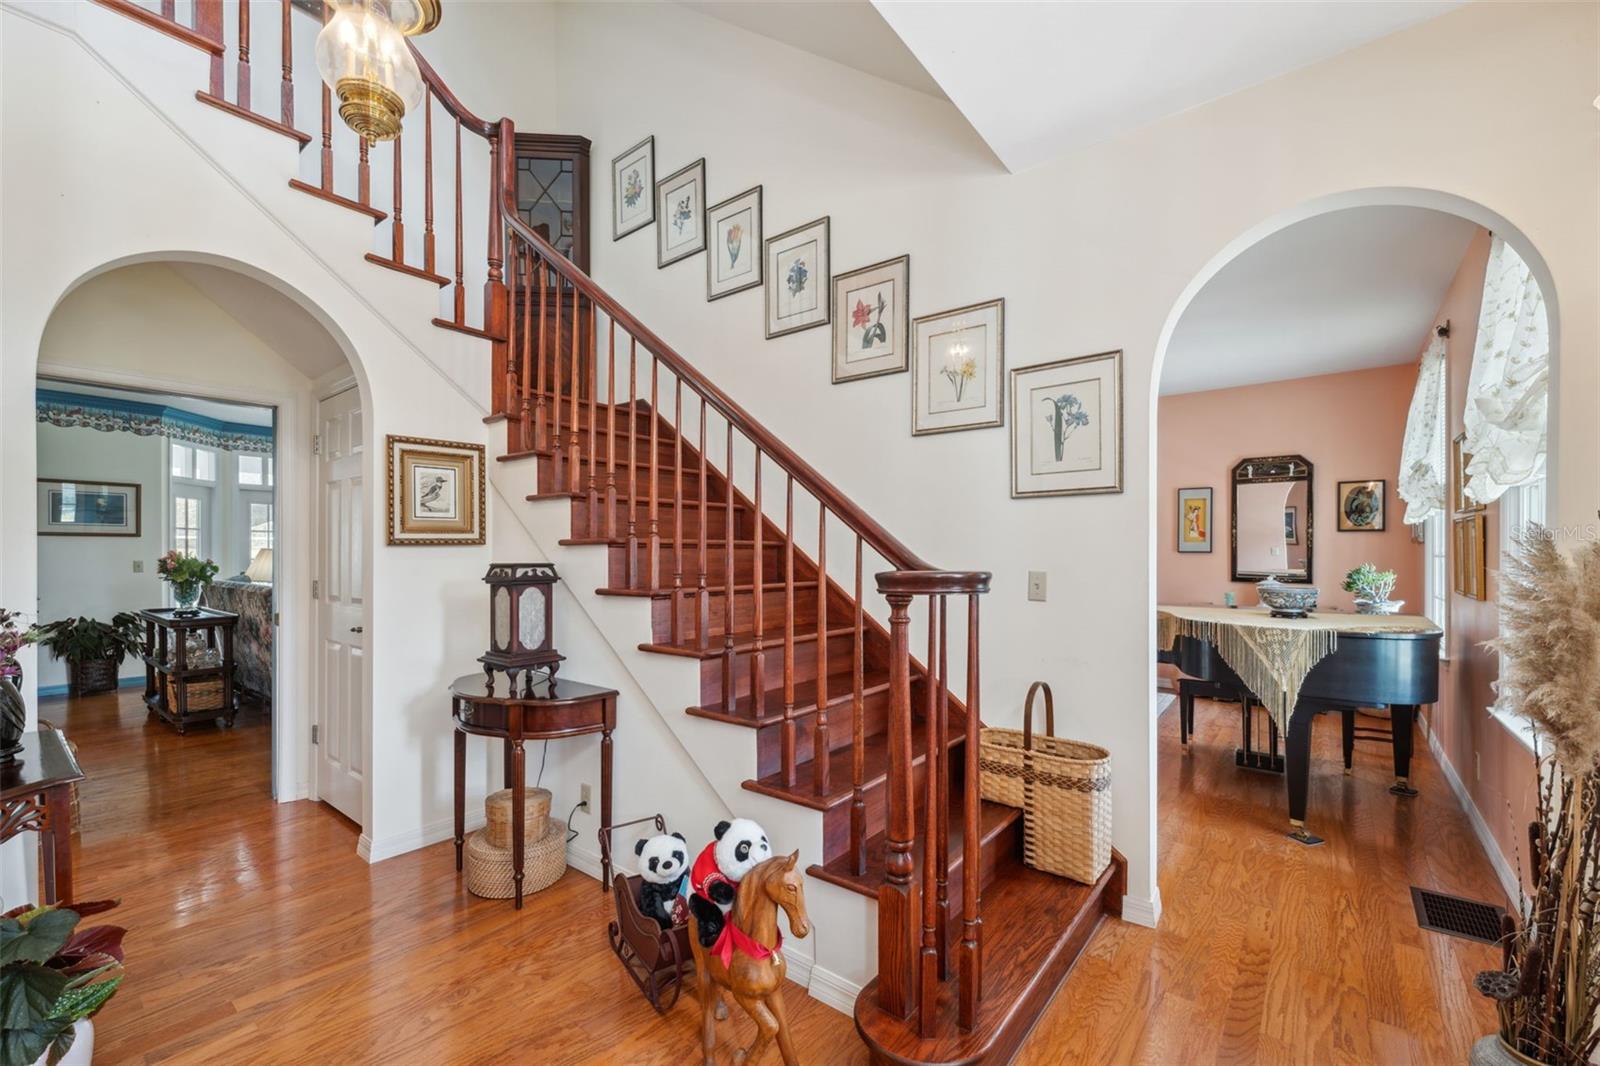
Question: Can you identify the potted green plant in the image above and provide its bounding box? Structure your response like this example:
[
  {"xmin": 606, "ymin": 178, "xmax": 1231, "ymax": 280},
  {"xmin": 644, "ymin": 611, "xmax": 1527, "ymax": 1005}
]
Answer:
[
  {"xmin": 31, "ymin": 616, "xmax": 144, "ymax": 699},
  {"xmin": 1468, "ymin": 528, "xmax": 1600, "ymax": 1065},
  {"xmin": 0, "ymin": 900, "xmax": 125, "ymax": 1066},
  {"xmin": 1341, "ymin": 563, "xmax": 1402, "ymax": 615},
  {"xmin": 154, "ymin": 552, "xmax": 219, "ymax": 617}
]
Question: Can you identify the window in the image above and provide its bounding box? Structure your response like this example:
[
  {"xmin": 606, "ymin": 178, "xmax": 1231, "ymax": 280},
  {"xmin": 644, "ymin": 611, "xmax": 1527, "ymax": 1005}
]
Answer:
[
  {"xmin": 171, "ymin": 443, "xmax": 216, "ymax": 482},
  {"xmin": 174, "ymin": 496, "xmax": 202, "ymax": 556},
  {"xmin": 1423, "ymin": 509, "xmax": 1448, "ymax": 653},
  {"xmin": 248, "ymin": 501, "xmax": 275, "ymax": 557},
  {"xmin": 238, "ymin": 454, "xmax": 274, "ymax": 487}
]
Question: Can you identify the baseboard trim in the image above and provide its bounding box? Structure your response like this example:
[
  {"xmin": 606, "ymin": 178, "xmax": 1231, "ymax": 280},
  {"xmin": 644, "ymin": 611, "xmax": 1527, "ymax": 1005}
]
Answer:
[
  {"xmin": 803, "ymin": 960, "xmax": 862, "ymax": 1016},
  {"xmin": 1120, "ymin": 887, "xmax": 1162, "ymax": 928},
  {"xmin": 1418, "ymin": 715, "xmax": 1521, "ymax": 905},
  {"xmin": 361, "ymin": 812, "xmax": 485, "ymax": 865},
  {"xmin": 565, "ymin": 841, "xmax": 604, "ymax": 883},
  {"xmin": 36, "ymin": 677, "xmax": 145, "ymax": 699}
]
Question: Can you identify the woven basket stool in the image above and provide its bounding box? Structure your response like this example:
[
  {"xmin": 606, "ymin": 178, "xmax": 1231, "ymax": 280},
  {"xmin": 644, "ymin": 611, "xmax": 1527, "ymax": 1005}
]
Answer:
[
  {"xmin": 465, "ymin": 819, "xmax": 567, "ymax": 899},
  {"xmin": 484, "ymin": 786, "xmax": 551, "ymax": 850}
]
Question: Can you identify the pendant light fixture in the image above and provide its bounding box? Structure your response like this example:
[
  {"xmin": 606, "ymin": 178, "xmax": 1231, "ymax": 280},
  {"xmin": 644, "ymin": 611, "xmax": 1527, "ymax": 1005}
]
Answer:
[{"xmin": 315, "ymin": 0, "xmax": 441, "ymax": 143}]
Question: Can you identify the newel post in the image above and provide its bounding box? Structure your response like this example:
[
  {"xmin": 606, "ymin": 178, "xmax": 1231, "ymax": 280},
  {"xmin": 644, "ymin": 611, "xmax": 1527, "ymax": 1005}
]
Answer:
[
  {"xmin": 485, "ymin": 119, "xmax": 513, "ymax": 414},
  {"xmin": 876, "ymin": 585, "xmax": 919, "ymax": 1021}
]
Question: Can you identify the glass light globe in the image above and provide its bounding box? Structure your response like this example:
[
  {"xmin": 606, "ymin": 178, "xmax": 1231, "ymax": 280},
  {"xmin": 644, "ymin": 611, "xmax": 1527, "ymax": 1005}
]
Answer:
[{"xmin": 315, "ymin": 0, "xmax": 427, "ymax": 142}]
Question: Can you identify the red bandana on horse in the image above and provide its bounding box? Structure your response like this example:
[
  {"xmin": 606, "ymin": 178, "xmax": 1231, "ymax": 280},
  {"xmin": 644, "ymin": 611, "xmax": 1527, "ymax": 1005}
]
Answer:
[{"xmin": 710, "ymin": 919, "xmax": 782, "ymax": 968}]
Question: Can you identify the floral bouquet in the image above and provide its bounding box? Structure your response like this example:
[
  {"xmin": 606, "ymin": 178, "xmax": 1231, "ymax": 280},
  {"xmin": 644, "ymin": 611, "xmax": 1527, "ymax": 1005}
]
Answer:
[
  {"xmin": 156, "ymin": 551, "xmax": 219, "ymax": 616},
  {"xmin": 0, "ymin": 608, "xmax": 36, "ymax": 680},
  {"xmin": 1, "ymin": 608, "xmax": 36, "ymax": 757}
]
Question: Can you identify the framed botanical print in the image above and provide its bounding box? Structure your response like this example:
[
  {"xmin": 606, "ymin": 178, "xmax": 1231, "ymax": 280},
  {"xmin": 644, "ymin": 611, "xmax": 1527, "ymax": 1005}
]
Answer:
[
  {"xmin": 1336, "ymin": 479, "xmax": 1386, "ymax": 531},
  {"xmin": 831, "ymin": 255, "xmax": 909, "ymax": 383},
  {"xmin": 386, "ymin": 436, "xmax": 485, "ymax": 546},
  {"xmin": 37, "ymin": 479, "xmax": 141, "ymax": 537},
  {"xmin": 1452, "ymin": 432, "xmax": 1484, "ymax": 515},
  {"xmin": 655, "ymin": 158, "xmax": 707, "ymax": 268},
  {"xmin": 764, "ymin": 216, "xmax": 830, "ymax": 339},
  {"xmin": 1454, "ymin": 513, "xmax": 1487, "ymax": 600},
  {"xmin": 912, "ymin": 299, "xmax": 1003, "ymax": 435},
  {"xmin": 705, "ymin": 185, "xmax": 762, "ymax": 300},
  {"xmin": 1176, "ymin": 487, "xmax": 1212, "ymax": 553},
  {"xmin": 1009, "ymin": 349, "xmax": 1123, "ymax": 497},
  {"xmin": 611, "ymin": 136, "xmax": 655, "ymax": 240}
]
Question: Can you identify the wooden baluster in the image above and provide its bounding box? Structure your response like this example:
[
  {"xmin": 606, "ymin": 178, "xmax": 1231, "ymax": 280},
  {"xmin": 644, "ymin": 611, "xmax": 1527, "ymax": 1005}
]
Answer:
[
  {"xmin": 161, "ymin": 0, "xmax": 175, "ymax": 18},
  {"xmin": 587, "ymin": 315, "xmax": 602, "ymax": 535},
  {"xmin": 316, "ymin": 0, "xmax": 332, "ymax": 190},
  {"xmin": 781, "ymin": 476, "xmax": 796, "ymax": 786},
  {"xmin": 486, "ymin": 131, "xmax": 505, "ymax": 320},
  {"xmin": 936, "ymin": 594, "xmax": 950, "ymax": 982},
  {"xmin": 278, "ymin": 0, "xmax": 292, "ymax": 127},
  {"xmin": 959, "ymin": 592, "xmax": 983, "ymax": 1030},
  {"xmin": 198, "ymin": 0, "xmax": 224, "ymax": 99},
  {"xmin": 647, "ymin": 356, "xmax": 661, "ymax": 588},
  {"xmin": 358, "ymin": 136, "xmax": 371, "ymax": 207},
  {"xmin": 390, "ymin": 132, "xmax": 405, "ymax": 262},
  {"xmin": 625, "ymin": 338, "xmax": 639, "ymax": 586},
  {"xmin": 696, "ymin": 400, "xmax": 710, "ymax": 647},
  {"xmin": 504, "ymin": 245, "xmax": 517, "ymax": 425},
  {"xmin": 919, "ymin": 595, "xmax": 940, "ymax": 1037},
  {"xmin": 569, "ymin": 287, "xmax": 581, "ymax": 496},
  {"xmin": 550, "ymin": 268, "xmax": 563, "ymax": 489},
  {"xmin": 423, "ymin": 90, "xmax": 435, "ymax": 275},
  {"xmin": 721, "ymin": 424, "xmax": 736, "ymax": 713},
  {"xmin": 235, "ymin": 0, "xmax": 251, "ymax": 111},
  {"xmin": 879, "ymin": 588, "xmax": 918, "ymax": 1021},
  {"xmin": 851, "ymin": 534, "xmax": 866, "ymax": 875},
  {"xmin": 535, "ymin": 260, "xmax": 548, "ymax": 453},
  {"xmin": 749, "ymin": 449, "xmax": 764, "ymax": 717},
  {"xmin": 813, "ymin": 506, "xmax": 830, "ymax": 795},
  {"xmin": 519, "ymin": 247, "xmax": 534, "ymax": 452},
  {"xmin": 452, "ymin": 118, "xmax": 465, "ymax": 324},
  {"xmin": 670, "ymin": 381, "xmax": 685, "ymax": 642},
  {"xmin": 604, "ymin": 322, "xmax": 617, "ymax": 539}
]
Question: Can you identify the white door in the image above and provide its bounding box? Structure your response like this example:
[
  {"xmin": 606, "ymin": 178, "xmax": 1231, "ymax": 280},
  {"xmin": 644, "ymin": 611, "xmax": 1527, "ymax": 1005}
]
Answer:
[{"xmin": 316, "ymin": 387, "xmax": 366, "ymax": 822}]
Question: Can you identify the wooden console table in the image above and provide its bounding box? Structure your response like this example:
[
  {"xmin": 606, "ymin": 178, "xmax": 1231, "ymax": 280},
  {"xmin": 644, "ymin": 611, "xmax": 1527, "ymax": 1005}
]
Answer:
[
  {"xmin": 139, "ymin": 607, "xmax": 239, "ymax": 733},
  {"xmin": 450, "ymin": 673, "xmax": 617, "ymax": 908},
  {"xmin": 1, "ymin": 730, "xmax": 84, "ymax": 904}
]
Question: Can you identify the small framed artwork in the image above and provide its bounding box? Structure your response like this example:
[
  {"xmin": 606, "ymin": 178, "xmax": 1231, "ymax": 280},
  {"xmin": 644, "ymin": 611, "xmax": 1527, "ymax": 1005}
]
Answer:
[
  {"xmin": 1336, "ymin": 479, "xmax": 1386, "ymax": 531},
  {"xmin": 386, "ymin": 436, "xmax": 486, "ymax": 546},
  {"xmin": 764, "ymin": 216, "xmax": 830, "ymax": 338},
  {"xmin": 611, "ymin": 136, "xmax": 655, "ymax": 241},
  {"xmin": 37, "ymin": 479, "xmax": 141, "ymax": 537},
  {"xmin": 1009, "ymin": 349, "xmax": 1123, "ymax": 496},
  {"xmin": 1284, "ymin": 506, "xmax": 1300, "ymax": 545},
  {"xmin": 1452, "ymin": 433, "xmax": 1484, "ymax": 515},
  {"xmin": 705, "ymin": 185, "xmax": 762, "ymax": 300},
  {"xmin": 831, "ymin": 255, "xmax": 910, "ymax": 384},
  {"xmin": 1176, "ymin": 487, "xmax": 1212, "ymax": 553},
  {"xmin": 655, "ymin": 158, "xmax": 707, "ymax": 268},
  {"xmin": 1454, "ymin": 513, "xmax": 1487, "ymax": 599},
  {"xmin": 912, "ymin": 299, "xmax": 1004, "ymax": 436}
]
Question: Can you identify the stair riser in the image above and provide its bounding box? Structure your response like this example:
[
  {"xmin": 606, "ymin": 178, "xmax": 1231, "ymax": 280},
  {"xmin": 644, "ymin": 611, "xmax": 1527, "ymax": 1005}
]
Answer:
[
  {"xmin": 648, "ymin": 585, "xmax": 823, "ymax": 644},
  {"xmin": 547, "ymin": 433, "xmax": 683, "ymax": 465},
  {"xmin": 570, "ymin": 498, "xmax": 756, "ymax": 543},
  {"xmin": 609, "ymin": 542, "xmax": 786, "ymax": 589},
  {"xmin": 752, "ymin": 684, "xmax": 892, "ymax": 776},
  {"xmin": 540, "ymin": 457, "xmax": 721, "ymax": 501},
  {"xmin": 697, "ymin": 630, "xmax": 858, "ymax": 705}
]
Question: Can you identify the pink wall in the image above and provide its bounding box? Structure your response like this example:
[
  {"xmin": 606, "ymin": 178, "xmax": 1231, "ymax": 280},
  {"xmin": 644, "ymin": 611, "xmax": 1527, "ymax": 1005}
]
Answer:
[
  {"xmin": 1157, "ymin": 363, "xmax": 1424, "ymax": 612},
  {"xmin": 1419, "ymin": 227, "xmax": 1538, "ymax": 890}
]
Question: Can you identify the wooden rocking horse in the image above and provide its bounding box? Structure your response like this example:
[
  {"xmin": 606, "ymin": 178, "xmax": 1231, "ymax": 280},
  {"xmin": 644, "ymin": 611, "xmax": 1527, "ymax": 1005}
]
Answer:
[{"xmin": 687, "ymin": 850, "xmax": 811, "ymax": 1066}]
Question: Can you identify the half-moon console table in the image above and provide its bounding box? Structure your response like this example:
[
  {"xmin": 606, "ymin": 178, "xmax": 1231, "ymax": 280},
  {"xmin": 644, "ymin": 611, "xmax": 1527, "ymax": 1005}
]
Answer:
[{"xmin": 449, "ymin": 673, "xmax": 617, "ymax": 908}]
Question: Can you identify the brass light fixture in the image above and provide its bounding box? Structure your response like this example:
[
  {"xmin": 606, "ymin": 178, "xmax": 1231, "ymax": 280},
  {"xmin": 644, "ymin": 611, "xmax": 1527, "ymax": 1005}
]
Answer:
[{"xmin": 314, "ymin": 0, "xmax": 441, "ymax": 143}]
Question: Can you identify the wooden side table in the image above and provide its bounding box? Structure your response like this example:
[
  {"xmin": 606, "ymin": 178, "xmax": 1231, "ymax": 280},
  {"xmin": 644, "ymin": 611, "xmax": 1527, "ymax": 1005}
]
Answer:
[
  {"xmin": 450, "ymin": 673, "xmax": 617, "ymax": 909},
  {"xmin": 139, "ymin": 607, "xmax": 239, "ymax": 733},
  {"xmin": 1, "ymin": 730, "xmax": 85, "ymax": 904}
]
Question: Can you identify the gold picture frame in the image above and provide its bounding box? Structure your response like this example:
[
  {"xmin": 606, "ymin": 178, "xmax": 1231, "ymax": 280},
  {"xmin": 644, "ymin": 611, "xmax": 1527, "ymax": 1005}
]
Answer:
[
  {"xmin": 1453, "ymin": 513, "xmax": 1487, "ymax": 600},
  {"xmin": 386, "ymin": 435, "xmax": 485, "ymax": 546}
]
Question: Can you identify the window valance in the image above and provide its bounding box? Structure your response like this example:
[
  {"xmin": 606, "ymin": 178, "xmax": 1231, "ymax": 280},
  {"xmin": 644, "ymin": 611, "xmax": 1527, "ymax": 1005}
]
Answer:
[
  {"xmin": 1461, "ymin": 238, "xmax": 1548, "ymax": 504},
  {"xmin": 1398, "ymin": 333, "xmax": 1448, "ymax": 525},
  {"xmin": 36, "ymin": 388, "xmax": 273, "ymax": 455}
]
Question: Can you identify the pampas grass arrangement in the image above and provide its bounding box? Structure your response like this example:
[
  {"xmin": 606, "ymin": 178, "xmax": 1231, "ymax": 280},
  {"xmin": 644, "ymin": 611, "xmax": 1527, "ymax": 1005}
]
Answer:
[{"xmin": 1472, "ymin": 525, "xmax": 1600, "ymax": 1065}]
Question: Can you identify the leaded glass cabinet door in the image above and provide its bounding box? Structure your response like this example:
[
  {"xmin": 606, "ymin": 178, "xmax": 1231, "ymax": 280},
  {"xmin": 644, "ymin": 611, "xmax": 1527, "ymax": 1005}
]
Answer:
[{"xmin": 513, "ymin": 133, "xmax": 591, "ymax": 272}]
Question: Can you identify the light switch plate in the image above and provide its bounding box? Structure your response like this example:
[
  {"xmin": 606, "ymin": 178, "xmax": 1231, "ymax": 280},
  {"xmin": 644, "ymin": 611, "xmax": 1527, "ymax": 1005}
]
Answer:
[
  {"xmin": 132, "ymin": 560, "xmax": 143, "ymax": 573},
  {"xmin": 1027, "ymin": 571, "xmax": 1047, "ymax": 602}
]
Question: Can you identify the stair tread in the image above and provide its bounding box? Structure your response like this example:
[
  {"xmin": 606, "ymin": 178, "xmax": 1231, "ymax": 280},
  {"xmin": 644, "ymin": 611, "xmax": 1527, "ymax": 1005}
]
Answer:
[
  {"xmin": 808, "ymin": 793, "xmax": 1020, "ymax": 896},
  {"xmin": 560, "ymin": 536, "xmax": 768, "ymax": 549},
  {"xmin": 596, "ymin": 580, "xmax": 820, "ymax": 601},
  {"xmin": 640, "ymin": 623, "xmax": 857, "ymax": 661},
  {"xmin": 687, "ymin": 667, "xmax": 890, "ymax": 727},
  {"xmin": 743, "ymin": 716, "xmax": 961, "ymax": 812}
]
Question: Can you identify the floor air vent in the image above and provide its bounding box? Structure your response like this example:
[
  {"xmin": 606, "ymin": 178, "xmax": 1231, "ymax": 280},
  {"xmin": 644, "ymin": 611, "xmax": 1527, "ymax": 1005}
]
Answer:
[{"xmin": 1410, "ymin": 886, "xmax": 1506, "ymax": 944}]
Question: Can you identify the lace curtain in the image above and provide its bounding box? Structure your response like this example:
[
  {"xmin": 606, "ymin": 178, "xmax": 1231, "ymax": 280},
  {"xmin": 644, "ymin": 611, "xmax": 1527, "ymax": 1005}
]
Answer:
[
  {"xmin": 1462, "ymin": 238, "xmax": 1549, "ymax": 504},
  {"xmin": 1398, "ymin": 333, "xmax": 1448, "ymax": 525}
]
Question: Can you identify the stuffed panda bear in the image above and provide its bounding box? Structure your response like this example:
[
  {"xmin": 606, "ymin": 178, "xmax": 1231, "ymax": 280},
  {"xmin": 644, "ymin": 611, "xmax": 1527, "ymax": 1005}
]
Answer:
[
  {"xmin": 634, "ymin": 831, "xmax": 689, "ymax": 929},
  {"xmin": 686, "ymin": 818, "xmax": 772, "ymax": 948}
]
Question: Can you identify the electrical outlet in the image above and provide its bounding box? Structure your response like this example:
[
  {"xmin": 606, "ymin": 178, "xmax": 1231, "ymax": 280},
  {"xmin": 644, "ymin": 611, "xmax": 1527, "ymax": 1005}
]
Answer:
[
  {"xmin": 1027, "ymin": 571, "xmax": 1047, "ymax": 602},
  {"xmin": 580, "ymin": 783, "xmax": 592, "ymax": 811},
  {"xmin": 132, "ymin": 560, "xmax": 143, "ymax": 573}
]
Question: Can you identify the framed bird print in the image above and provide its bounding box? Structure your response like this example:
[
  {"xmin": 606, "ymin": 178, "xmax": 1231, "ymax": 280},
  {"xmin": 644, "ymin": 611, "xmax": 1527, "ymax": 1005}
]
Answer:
[
  {"xmin": 705, "ymin": 185, "xmax": 762, "ymax": 300},
  {"xmin": 655, "ymin": 158, "xmax": 707, "ymax": 268},
  {"xmin": 611, "ymin": 136, "xmax": 655, "ymax": 240},
  {"xmin": 764, "ymin": 216, "xmax": 830, "ymax": 339},
  {"xmin": 912, "ymin": 299, "xmax": 1004, "ymax": 435},
  {"xmin": 1009, "ymin": 350, "xmax": 1123, "ymax": 497},
  {"xmin": 831, "ymin": 255, "xmax": 909, "ymax": 383},
  {"xmin": 386, "ymin": 435, "xmax": 485, "ymax": 545}
]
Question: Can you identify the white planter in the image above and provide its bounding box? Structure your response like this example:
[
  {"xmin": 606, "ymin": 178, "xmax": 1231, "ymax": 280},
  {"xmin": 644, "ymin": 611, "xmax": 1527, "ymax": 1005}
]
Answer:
[{"xmin": 29, "ymin": 1019, "xmax": 93, "ymax": 1066}]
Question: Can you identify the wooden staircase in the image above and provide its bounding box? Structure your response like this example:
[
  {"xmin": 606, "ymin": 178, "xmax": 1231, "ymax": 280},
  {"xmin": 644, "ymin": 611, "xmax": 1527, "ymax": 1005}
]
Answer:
[{"xmin": 93, "ymin": 1, "xmax": 1126, "ymax": 1059}]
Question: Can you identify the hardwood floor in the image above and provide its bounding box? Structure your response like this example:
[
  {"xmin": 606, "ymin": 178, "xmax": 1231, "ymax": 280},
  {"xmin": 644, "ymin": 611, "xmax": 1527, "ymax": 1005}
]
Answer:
[{"xmin": 42, "ymin": 689, "xmax": 1504, "ymax": 1063}]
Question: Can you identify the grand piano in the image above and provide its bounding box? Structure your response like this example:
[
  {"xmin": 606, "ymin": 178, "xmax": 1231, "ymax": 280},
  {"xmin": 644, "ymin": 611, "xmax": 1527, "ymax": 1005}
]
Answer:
[{"xmin": 1159, "ymin": 608, "xmax": 1442, "ymax": 845}]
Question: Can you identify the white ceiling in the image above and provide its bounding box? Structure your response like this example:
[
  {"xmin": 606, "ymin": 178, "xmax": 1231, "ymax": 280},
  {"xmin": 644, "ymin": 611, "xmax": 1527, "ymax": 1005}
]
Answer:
[
  {"xmin": 39, "ymin": 380, "xmax": 276, "ymax": 427},
  {"xmin": 1159, "ymin": 206, "xmax": 1477, "ymax": 396},
  {"xmin": 869, "ymin": 1, "xmax": 1458, "ymax": 172},
  {"xmin": 170, "ymin": 263, "xmax": 349, "ymax": 381},
  {"xmin": 677, "ymin": 1, "xmax": 945, "ymax": 99}
]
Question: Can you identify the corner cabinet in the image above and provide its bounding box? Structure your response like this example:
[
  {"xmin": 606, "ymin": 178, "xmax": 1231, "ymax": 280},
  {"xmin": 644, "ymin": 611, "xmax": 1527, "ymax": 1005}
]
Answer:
[{"xmin": 513, "ymin": 133, "xmax": 591, "ymax": 272}]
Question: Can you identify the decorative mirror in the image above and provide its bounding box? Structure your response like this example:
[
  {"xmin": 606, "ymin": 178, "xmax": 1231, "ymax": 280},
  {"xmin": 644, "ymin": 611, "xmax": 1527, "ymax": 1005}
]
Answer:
[
  {"xmin": 1230, "ymin": 455, "xmax": 1313, "ymax": 584},
  {"xmin": 480, "ymin": 563, "xmax": 563, "ymax": 691}
]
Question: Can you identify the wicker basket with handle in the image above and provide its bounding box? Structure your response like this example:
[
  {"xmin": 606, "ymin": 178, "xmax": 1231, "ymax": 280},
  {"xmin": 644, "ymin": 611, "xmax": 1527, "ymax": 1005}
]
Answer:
[{"xmin": 978, "ymin": 681, "xmax": 1111, "ymax": 884}]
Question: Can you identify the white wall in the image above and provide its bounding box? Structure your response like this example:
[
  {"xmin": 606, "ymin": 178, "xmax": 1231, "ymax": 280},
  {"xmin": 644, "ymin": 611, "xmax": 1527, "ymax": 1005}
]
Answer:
[{"xmin": 545, "ymin": 0, "xmax": 1599, "ymax": 909}]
